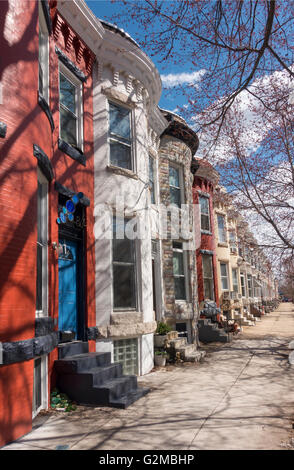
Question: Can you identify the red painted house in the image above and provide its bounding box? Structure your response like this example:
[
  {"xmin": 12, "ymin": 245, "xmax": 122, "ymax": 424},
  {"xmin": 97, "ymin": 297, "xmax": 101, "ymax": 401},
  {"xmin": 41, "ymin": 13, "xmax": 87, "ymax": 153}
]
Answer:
[
  {"xmin": 192, "ymin": 158, "xmax": 220, "ymax": 309},
  {"xmin": 0, "ymin": 0, "xmax": 97, "ymax": 447}
]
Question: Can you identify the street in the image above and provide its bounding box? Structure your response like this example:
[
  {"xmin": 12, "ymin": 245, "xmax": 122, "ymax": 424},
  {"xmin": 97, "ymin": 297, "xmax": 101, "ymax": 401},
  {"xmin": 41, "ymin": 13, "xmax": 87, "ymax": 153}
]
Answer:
[{"xmin": 3, "ymin": 303, "xmax": 294, "ymax": 451}]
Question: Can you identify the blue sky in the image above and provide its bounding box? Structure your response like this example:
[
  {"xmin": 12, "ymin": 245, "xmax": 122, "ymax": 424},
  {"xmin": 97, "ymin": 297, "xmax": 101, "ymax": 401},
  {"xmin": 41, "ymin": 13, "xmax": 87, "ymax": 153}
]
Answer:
[{"xmin": 85, "ymin": 0, "xmax": 196, "ymax": 113}]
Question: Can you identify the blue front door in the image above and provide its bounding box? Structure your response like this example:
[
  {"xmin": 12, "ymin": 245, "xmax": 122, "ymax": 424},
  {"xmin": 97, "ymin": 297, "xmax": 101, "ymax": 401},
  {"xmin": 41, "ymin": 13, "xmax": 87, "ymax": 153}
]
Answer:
[{"xmin": 58, "ymin": 239, "xmax": 78, "ymax": 338}]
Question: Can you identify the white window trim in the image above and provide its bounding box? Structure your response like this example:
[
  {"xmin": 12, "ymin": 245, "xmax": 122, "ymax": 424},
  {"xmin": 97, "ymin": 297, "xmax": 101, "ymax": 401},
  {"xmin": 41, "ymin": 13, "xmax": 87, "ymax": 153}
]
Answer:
[
  {"xmin": 107, "ymin": 100, "xmax": 135, "ymax": 173},
  {"xmin": 39, "ymin": 2, "xmax": 49, "ymax": 103},
  {"xmin": 36, "ymin": 167, "xmax": 48, "ymax": 318},
  {"xmin": 232, "ymin": 268, "xmax": 239, "ymax": 292},
  {"xmin": 32, "ymin": 355, "xmax": 48, "ymax": 419},
  {"xmin": 169, "ymin": 162, "xmax": 185, "ymax": 207},
  {"xmin": 202, "ymin": 254, "xmax": 215, "ymax": 300},
  {"xmin": 199, "ymin": 194, "xmax": 211, "ymax": 232},
  {"xmin": 172, "ymin": 241, "xmax": 190, "ymax": 302},
  {"xmin": 220, "ymin": 262, "xmax": 229, "ymax": 291},
  {"xmin": 240, "ymin": 272, "xmax": 247, "ymax": 297},
  {"xmin": 149, "ymin": 154, "xmax": 158, "ymax": 205},
  {"xmin": 217, "ymin": 213, "xmax": 227, "ymax": 244},
  {"xmin": 111, "ymin": 215, "xmax": 139, "ymax": 312},
  {"xmin": 59, "ymin": 63, "xmax": 84, "ymax": 151}
]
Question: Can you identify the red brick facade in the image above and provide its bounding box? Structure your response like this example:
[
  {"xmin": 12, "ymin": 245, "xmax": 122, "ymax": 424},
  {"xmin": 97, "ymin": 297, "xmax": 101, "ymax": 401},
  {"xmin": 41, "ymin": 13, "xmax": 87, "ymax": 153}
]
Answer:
[
  {"xmin": 193, "ymin": 162, "xmax": 219, "ymax": 308},
  {"xmin": 0, "ymin": 0, "xmax": 96, "ymax": 446}
]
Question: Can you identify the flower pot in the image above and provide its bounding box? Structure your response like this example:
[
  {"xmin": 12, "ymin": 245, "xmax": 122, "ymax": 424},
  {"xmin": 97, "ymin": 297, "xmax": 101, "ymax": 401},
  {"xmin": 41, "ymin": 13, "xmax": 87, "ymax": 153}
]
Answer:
[
  {"xmin": 154, "ymin": 334, "xmax": 168, "ymax": 348},
  {"xmin": 154, "ymin": 354, "xmax": 166, "ymax": 367}
]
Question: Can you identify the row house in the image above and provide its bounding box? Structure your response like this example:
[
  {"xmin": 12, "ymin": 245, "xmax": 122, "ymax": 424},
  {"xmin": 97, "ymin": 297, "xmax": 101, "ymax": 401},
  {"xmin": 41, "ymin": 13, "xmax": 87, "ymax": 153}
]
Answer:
[
  {"xmin": 0, "ymin": 0, "xmax": 98, "ymax": 446},
  {"xmin": 213, "ymin": 186, "xmax": 277, "ymax": 324}
]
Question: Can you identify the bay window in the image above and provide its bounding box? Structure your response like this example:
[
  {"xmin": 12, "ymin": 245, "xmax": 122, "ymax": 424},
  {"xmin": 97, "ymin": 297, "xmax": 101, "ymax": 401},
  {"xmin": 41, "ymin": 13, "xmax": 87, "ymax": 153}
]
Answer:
[
  {"xmin": 109, "ymin": 102, "xmax": 132, "ymax": 170},
  {"xmin": 112, "ymin": 216, "xmax": 137, "ymax": 309},
  {"xmin": 172, "ymin": 241, "xmax": 188, "ymax": 300}
]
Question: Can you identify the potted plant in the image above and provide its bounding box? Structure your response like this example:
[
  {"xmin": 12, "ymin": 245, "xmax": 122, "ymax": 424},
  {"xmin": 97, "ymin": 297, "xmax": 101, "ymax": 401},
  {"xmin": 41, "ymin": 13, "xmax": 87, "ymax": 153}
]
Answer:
[
  {"xmin": 154, "ymin": 350, "xmax": 167, "ymax": 367},
  {"xmin": 154, "ymin": 322, "xmax": 172, "ymax": 347}
]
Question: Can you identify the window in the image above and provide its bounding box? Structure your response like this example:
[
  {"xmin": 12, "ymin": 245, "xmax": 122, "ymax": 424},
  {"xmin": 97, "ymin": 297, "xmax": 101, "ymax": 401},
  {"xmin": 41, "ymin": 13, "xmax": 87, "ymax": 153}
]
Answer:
[
  {"xmin": 247, "ymin": 274, "xmax": 253, "ymax": 297},
  {"xmin": 112, "ymin": 216, "xmax": 137, "ymax": 309},
  {"xmin": 36, "ymin": 168, "xmax": 48, "ymax": 317},
  {"xmin": 109, "ymin": 102, "xmax": 132, "ymax": 170},
  {"xmin": 169, "ymin": 165, "xmax": 182, "ymax": 207},
  {"xmin": 199, "ymin": 196, "xmax": 210, "ymax": 232},
  {"xmin": 240, "ymin": 272, "xmax": 246, "ymax": 297},
  {"xmin": 39, "ymin": 2, "xmax": 49, "ymax": 103},
  {"xmin": 238, "ymin": 239, "xmax": 243, "ymax": 257},
  {"xmin": 202, "ymin": 254, "xmax": 214, "ymax": 300},
  {"xmin": 32, "ymin": 356, "xmax": 47, "ymax": 418},
  {"xmin": 149, "ymin": 156, "xmax": 156, "ymax": 204},
  {"xmin": 220, "ymin": 262, "xmax": 229, "ymax": 290},
  {"xmin": 229, "ymin": 231, "xmax": 237, "ymax": 253},
  {"xmin": 172, "ymin": 241, "xmax": 188, "ymax": 300},
  {"xmin": 217, "ymin": 214, "xmax": 226, "ymax": 243},
  {"xmin": 59, "ymin": 67, "xmax": 83, "ymax": 149},
  {"xmin": 113, "ymin": 338, "xmax": 138, "ymax": 375},
  {"xmin": 232, "ymin": 268, "xmax": 238, "ymax": 292}
]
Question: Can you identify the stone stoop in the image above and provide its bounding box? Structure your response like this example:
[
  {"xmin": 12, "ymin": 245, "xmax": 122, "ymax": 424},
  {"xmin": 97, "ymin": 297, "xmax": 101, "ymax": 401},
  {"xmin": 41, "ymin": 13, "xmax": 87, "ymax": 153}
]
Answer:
[
  {"xmin": 54, "ymin": 342, "xmax": 149, "ymax": 409},
  {"xmin": 198, "ymin": 319, "xmax": 232, "ymax": 343},
  {"xmin": 168, "ymin": 337, "xmax": 206, "ymax": 363},
  {"xmin": 234, "ymin": 313, "xmax": 255, "ymax": 327}
]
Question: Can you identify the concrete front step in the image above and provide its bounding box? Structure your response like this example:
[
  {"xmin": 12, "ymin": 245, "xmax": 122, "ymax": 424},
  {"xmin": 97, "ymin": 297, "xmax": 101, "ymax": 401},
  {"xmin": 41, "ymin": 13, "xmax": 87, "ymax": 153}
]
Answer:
[
  {"xmin": 183, "ymin": 351, "xmax": 206, "ymax": 363},
  {"xmin": 198, "ymin": 321, "xmax": 231, "ymax": 343},
  {"xmin": 54, "ymin": 349, "xmax": 149, "ymax": 409}
]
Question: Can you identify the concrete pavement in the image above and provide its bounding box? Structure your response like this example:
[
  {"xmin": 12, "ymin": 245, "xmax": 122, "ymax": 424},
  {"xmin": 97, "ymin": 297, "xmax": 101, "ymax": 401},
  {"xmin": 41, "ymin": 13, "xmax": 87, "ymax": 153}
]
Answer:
[{"xmin": 3, "ymin": 303, "xmax": 294, "ymax": 450}]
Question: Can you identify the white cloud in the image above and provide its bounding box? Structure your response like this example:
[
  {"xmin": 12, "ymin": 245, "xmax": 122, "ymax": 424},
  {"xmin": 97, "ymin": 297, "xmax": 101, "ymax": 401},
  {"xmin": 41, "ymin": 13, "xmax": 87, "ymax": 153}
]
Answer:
[{"xmin": 161, "ymin": 69, "xmax": 207, "ymax": 88}]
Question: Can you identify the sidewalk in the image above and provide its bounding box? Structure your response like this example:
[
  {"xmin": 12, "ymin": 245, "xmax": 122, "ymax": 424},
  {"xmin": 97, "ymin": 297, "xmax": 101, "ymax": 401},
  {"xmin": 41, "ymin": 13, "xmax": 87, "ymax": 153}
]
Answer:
[{"xmin": 3, "ymin": 303, "xmax": 294, "ymax": 450}]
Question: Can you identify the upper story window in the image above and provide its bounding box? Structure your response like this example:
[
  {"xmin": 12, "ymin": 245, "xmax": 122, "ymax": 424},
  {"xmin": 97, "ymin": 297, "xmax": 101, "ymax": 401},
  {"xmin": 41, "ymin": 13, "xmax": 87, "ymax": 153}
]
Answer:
[
  {"xmin": 232, "ymin": 268, "xmax": 238, "ymax": 292},
  {"xmin": 217, "ymin": 214, "xmax": 227, "ymax": 243},
  {"xmin": 169, "ymin": 165, "xmax": 183, "ymax": 208},
  {"xmin": 109, "ymin": 102, "xmax": 132, "ymax": 170},
  {"xmin": 229, "ymin": 230, "xmax": 237, "ymax": 253},
  {"xmin": 59, "ymin": 67, "xmax": 83, "ymax": 150},
  {"xmin": 172, "ymin": 241, "xmax": 188, "ymax": 300},
  {"xmin": 199, "ymin": 196, "xmax": 210, "ymax": 232},
  {"xmin": 38, "ymin": 2, "xmax": 49, "ymax": 103},
  {"xmin": 149, "ymin": 156, "xmax": 156, "ymax": 204}
]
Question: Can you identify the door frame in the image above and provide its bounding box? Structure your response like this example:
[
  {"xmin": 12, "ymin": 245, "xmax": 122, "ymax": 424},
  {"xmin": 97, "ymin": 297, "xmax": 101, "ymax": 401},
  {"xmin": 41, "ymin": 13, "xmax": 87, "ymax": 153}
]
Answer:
[{"xmin": 57, "ymin": 195, "xmax": 86, "ymax": 342}]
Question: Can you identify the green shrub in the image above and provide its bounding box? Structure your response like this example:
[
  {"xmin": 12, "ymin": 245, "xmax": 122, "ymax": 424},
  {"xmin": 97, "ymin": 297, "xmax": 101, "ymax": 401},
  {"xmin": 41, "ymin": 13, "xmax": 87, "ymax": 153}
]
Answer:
[{"xmin": 156, "ymin": 321, "xmax": 172, "ymax": 335}]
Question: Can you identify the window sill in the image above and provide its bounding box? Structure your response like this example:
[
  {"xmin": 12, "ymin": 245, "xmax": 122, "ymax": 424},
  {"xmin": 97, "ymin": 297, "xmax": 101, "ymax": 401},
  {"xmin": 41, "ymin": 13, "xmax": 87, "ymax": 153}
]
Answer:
[
  {"xmin": 218, "ymin": 242, "xmax": 228, "ymax": 248},
  {"xmin": 201, "ymin": 230, "xmax": 212, "ymax": 236},
  {"xmin": 58, "ymin": 138, "xmax": 86, "ymax": 166},
  {"xmin": 106, "ymin": 164, "xmax": 138, "ymax": 180}
]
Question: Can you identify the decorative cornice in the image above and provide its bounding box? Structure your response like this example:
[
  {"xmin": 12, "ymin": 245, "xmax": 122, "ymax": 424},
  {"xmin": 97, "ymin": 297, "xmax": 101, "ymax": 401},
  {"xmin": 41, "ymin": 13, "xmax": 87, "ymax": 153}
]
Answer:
[{"xmin": 160, "ymin": 110, "xmax": 199, "ymax": 156}]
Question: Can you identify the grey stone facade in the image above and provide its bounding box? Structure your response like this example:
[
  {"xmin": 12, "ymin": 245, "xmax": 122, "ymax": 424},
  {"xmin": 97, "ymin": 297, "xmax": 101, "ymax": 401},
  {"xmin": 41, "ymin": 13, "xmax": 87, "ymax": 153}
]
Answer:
[{"xmin": 158, "ymin": 113, "xmax": 199, "ymax": 343}]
